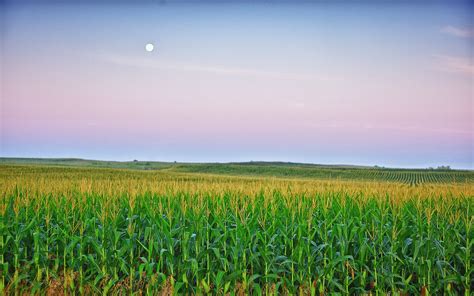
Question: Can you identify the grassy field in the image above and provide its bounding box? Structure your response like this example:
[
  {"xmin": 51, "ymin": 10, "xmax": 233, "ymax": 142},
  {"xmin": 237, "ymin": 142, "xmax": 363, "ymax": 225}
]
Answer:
[
  {"xmin": 0, "ymin": 161, "xmax": 473, "ymax": 294},
  {"xmin": 1, "ymin": 158, "xmax": 472, "ymax": 185}
]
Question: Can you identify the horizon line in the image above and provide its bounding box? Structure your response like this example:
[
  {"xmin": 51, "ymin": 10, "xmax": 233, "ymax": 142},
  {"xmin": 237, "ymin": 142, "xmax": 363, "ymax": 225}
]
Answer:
[{"xmin": 0, "ymin": 156, "xmax": 471, "ymax": 171}]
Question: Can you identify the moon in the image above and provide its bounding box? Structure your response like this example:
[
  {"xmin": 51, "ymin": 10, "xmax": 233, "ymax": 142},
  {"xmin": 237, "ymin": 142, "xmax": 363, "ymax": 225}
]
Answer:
[{"xmin": 145, "ymin": 43, "xmax": 154, "ymax": 52}]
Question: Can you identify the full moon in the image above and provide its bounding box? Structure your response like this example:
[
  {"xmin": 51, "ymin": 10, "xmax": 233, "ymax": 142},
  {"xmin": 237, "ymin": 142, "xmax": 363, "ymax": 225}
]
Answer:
[{"xmin": 145, "ymin": 43, "xmax": 154, "ymax": 52}]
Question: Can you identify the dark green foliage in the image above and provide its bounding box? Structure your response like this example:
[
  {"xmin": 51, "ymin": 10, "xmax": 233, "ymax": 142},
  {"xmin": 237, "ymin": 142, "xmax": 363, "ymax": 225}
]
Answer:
[{"xmin": 1, "ymin": 189, "xmax": 472, "ymax": 294}]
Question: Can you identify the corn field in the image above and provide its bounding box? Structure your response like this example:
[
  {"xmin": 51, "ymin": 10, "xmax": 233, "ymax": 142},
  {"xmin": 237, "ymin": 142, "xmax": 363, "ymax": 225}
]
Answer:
[
  {"xmin": 0, "ymin": 165, "xmax": 473, "ymax": 295},
  {"xmin": 171, "ymin": 163, "xmax": 474, "ymax": 185}
]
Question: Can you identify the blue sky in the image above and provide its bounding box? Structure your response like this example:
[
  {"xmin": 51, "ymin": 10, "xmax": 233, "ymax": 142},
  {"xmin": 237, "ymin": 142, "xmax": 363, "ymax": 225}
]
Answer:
[{"xmin": 1, "ymin": 1, "xmax": 473, "ymax": 168}]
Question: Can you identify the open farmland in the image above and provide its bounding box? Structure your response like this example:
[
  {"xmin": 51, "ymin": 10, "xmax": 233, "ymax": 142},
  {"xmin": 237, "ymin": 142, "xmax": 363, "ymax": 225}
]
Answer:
[
  {"xmin": 1, "ymin": 158, "xmax": 472, "ymax": 185},
  {"xmin": 0, "ymin": 163, "xmax": 473, "ymax": 295}
]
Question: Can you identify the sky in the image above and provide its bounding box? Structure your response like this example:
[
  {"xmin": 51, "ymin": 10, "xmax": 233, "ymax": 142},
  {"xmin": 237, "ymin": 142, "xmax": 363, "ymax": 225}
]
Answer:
[{"xmin": 1, "ymin": 0, "xmax": 473, "ymax": 168}]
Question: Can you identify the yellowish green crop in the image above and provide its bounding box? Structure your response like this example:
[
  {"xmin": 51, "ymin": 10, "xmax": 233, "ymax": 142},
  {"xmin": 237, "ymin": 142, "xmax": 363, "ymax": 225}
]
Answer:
[{"xmin": 0, "ymin": 165, "xmax": 473, "ymax": 295}]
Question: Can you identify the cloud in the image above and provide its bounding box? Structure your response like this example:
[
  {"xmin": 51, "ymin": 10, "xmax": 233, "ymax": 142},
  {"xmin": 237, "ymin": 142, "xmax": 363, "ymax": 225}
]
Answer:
[
  {"xmin": 433, "ymin": 54, "xmax": 474, "ymax": 75},
  {"xmin": 97, "ymin": 53, "xmax": 333, "ymax": 82},
  {"xmin": 440, "ymin": 26, "xmax": 474, "ymax": 38}
]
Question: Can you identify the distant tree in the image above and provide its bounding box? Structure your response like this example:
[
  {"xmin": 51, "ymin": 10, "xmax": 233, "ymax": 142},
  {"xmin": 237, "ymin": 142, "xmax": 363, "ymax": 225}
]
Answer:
[
  {"xmin": 436, "ymin": 165, "xmax": 451, "ymax": 170},
  {"xmin": 133, "ymin": 159, "xmax": 138, "ymax": 162}
]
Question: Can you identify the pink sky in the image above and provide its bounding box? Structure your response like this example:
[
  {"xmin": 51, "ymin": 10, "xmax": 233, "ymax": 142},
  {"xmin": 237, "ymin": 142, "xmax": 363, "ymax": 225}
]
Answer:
[{"xmin": 1, "ymin": 2, "xmax": 473, "ymax": 168}]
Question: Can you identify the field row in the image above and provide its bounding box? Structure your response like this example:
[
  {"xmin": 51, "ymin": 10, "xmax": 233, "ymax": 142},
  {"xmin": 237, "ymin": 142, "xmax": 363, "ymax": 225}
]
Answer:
[
  {"xmin": 0, "ymin": 165, "xmax": 473, "ymax": 295},
  {"xmin": 1, "ymin": 191, "xmax": 472, "ymax": 295},
  {"xmin": 1, "ymin": 162, "xmax": 472, "ymax": 185},
  {"xmin": 0, "ymin": 166, "xmax": 474, "ymax": 295},
  {"xmin": 174, "ymin": 164, "xmax": 474, "ymax": 185},
  {"xmin": 361, "ymin": 170, "xmax": 473, "ymax": 185}
]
